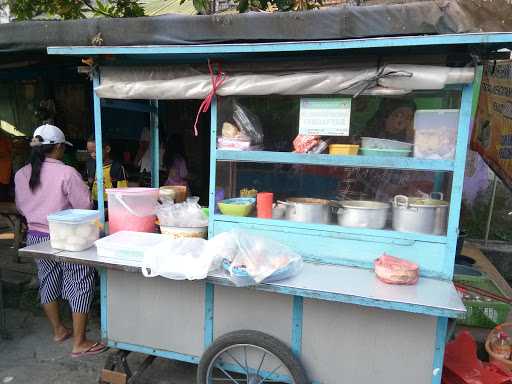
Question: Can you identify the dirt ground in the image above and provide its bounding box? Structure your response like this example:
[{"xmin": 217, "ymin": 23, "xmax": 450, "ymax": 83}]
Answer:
[
  {"xmin": 0, "ymin": 308, "xmax": 198, "ymax": 384},
  {"xmin": 0, "ymin": 220, "xmax": 197, "ymax": 384}
]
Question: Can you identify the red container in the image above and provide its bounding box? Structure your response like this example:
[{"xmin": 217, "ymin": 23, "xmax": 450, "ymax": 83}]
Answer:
[{"xmin": 257, "ymin": 192, "xmax": 273, "ymax": 219}]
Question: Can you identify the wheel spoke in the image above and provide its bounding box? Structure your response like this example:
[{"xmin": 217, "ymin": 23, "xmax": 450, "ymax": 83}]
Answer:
[
  {"xmin": 244, "ymin": 346, "xmax": 249, "ymax": 374},
  {"xmin": 256, "ymin": 352, "xmax": 267, "ymax": 377},
  {"xmin": 226, "ymin": 351, "xmax": 249, "ymax": 374},
  {"xmin": 212, "ymin": 364, "xmax": 243, "ymax": 384},
  {"xmin": 256, "ymin": 364, "xmax": 283, "ymax": 384}
]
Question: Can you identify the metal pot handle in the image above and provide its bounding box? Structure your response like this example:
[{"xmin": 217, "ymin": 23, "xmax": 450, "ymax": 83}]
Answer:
[
  {"xmin": 430, "ymin": 192, "xmax": 444, "ymax": 201},
  {"xmin": 394, "ymin": 195, "xmax": 409, "ymax": 208}
]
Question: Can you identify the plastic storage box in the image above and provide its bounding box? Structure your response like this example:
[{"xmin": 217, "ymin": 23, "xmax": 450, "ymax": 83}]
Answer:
[
  {"xmin": 48, "ymin": 209, "xmax": 99, "ymax": 252},
  {"xmin": 95, "ymin": 231, "xmax": 169, "ymax": 263},
  {"xmin": 454, "ymin": 273, "xmax": 511, "ymax": 329},
  {"xmin": 413, "ymin": 109, "xmax": 459, "ymax": 160}
]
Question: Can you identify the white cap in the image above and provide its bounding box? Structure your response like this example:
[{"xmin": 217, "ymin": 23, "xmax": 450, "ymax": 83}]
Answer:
[{"xmin": 31, "ymin": 124, "xmax": 73, "ymax": 147}]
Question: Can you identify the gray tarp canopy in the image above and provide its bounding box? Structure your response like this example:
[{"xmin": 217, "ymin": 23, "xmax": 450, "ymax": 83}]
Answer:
[
  {"xmin": 95, "ymin": 65, "xmax": 475, "ymax": 99},
  {"xmin": 1, "ymin": 0, "xmax": 512, "ymax": 53}
]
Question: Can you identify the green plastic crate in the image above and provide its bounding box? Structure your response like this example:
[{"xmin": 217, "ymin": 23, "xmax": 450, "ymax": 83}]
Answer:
[{"xmin": 454, "ymin": 274, "xmax": 511, "ymax": 329}]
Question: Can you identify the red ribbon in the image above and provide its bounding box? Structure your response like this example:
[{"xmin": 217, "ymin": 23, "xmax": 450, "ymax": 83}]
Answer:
[{"xmin": 193, "ymin": 60, "xmax": 226, "ymax": 136}]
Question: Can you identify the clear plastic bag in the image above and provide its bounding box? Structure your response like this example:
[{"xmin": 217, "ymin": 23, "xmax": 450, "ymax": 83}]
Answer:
[
  {"xmin": 232, "ymin": 101, "xmax": 264, "ymax": 145},
  {"xmin": 142, "ymin": 238, "xmax": 213, "ymax": 280},
  {"xmin": 207, "ymin": 230, "xmax": 303, "ymax": 287},
  {"xmin": 156, "ymin": 197, "xmax": 208, "ymax": 228}
]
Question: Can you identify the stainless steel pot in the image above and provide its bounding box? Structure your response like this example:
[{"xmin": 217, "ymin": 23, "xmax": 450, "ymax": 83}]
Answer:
[
  {"xmin": 428, "ymin": 192, "xmax": 449, "ymax": 235},
  {"xmin": 392, "ymin": 195, "xmax": 438, "ymax": 234},
  {"xmin": 279, "ymin": 198, "xmax": 334, "ymax": 224},
  {"xmin": 337, "ymin": 200, "xmax": 390, "ymax": 229}
]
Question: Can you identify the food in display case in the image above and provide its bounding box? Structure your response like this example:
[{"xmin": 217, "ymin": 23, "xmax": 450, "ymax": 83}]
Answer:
[{"xmin": 413, "ymin": 109, "xmax": 459, "ymax": 160}]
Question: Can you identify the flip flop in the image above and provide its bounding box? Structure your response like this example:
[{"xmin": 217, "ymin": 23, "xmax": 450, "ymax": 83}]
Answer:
[
  {"xmin": 71, "ymin": 342, "xmax": 108, "ymax": 358},
  {"xmin": 54, "ymin": 328, "xmax": 72, "ymax": 343}
]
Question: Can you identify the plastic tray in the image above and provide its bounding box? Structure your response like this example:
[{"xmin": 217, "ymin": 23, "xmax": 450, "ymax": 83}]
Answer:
[{"xmin": 95, "ymin": 231, "xmax": 170, "ymax": 262}]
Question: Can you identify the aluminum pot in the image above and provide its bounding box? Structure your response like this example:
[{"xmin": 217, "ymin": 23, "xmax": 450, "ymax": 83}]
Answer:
[
  {"xmin": 392, "ymin": 195, "xmax": 438, "ymax": 234},
  {"xmin": 337, "ymin": 200, "xmax": 390, "ymax": 229},
  {"xmin": 279, "ymin": 198, "xmax": 334, "ymax": 224},
  {"xmin": 427, "ymin": 192, "xmax": 449, "ymax": 235}
]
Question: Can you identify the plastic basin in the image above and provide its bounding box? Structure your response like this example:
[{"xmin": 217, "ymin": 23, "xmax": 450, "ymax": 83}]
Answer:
[
  {"xmin": 218, "ymin": 198, "xmax": 256, "ymax": 217},
  {"xmin": 360, "ymin": 148, "xmax": 411, "ymax": 157}
]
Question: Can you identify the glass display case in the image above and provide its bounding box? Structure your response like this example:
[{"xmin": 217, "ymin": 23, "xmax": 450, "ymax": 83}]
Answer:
[{"xmin": 210, "ymin": 89, "xmax": 471, "ymax": 280}]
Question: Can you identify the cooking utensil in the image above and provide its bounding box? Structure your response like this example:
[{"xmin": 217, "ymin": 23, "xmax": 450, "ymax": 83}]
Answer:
[
  {"xmin": 392, "ymin": 195, "xmax": 438, "ymax": 234},
  {"xmin": 337, "ymin": 200, "xmax": 390, "ymax": 229},
  {"xmin": 428, "ymin": 192, "xmax": 449, "ymax": 235},
  {"xmin": 279, "ymin": 198, "xmax": 336, "ymax": 224}
]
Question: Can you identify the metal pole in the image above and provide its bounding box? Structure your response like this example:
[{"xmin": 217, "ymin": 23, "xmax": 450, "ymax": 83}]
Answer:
[
  {"xmin": 485, "ymin": 173, "xmax": 498, "ymax": 246},
  {"xmin": 150, "ymin": 100, "xmax": 159, "ymax": 188},
  {"xmin": 92, "ymin": 71, "xmax": 105, "ymax": 224}
]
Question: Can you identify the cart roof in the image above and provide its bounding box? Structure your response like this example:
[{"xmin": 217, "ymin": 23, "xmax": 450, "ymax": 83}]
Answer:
[{"xmin": 2, "ymin": 0, "xmax": 512, "ymax": 54}]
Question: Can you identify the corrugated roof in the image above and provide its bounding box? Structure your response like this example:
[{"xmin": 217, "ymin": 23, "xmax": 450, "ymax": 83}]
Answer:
[{"xmin": 141, "ymin": 0, "xmax": 197, "ymax": 16}]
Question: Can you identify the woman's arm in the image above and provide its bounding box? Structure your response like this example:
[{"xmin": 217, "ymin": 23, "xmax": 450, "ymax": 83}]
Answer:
[{"xmin": 65, "ymin": 169, "xmax": 92, "ymax": 209}]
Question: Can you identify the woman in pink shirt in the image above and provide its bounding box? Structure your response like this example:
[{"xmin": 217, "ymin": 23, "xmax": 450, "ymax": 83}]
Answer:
[{"xmin": 15, "ymin": 124, "xmax": 107, "ymax": 357}]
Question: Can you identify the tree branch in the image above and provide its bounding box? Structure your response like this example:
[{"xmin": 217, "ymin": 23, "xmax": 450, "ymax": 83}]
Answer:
[{"xmin": 80, "ymin": 0, "xmax": 112, "ymax": 17}]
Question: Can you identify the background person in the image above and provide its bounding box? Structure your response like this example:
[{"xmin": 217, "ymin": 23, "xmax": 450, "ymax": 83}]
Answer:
[
  {"xmin": 86, "ymin": 136, "xmax": 128, "ymax": 208},
  {"xmin": 163, "ymin": 134, "xmax": 189, "ymax": 188},
  {"xmin": 15, "ymin": 124, "xmax": 106, "ymax": 357}
]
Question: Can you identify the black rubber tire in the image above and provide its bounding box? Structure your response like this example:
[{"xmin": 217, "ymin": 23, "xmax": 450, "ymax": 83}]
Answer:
[{"xmin": 197, "ymin": 330, "xmax": 309, "ymax": 384}]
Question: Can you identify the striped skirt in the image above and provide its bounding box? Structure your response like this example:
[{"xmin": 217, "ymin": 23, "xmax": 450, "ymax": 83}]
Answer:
[{"xmin": 28, "ymin": 230, "xmax": 96, "ymax": 314}]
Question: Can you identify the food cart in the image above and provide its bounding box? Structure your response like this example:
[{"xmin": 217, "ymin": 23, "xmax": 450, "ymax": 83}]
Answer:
[{"xmin": 19, "ymin": 32, "xmax": 512, "ymax": 384}]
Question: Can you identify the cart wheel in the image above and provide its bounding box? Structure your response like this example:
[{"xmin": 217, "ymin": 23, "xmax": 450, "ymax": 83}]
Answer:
[{"xmin": 197, "ymin": 330, "xmax": 308, "ymax": 384}]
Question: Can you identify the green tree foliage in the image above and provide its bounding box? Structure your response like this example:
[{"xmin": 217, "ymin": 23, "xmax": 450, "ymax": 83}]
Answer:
[{"xmin": 6, "ymin": 0, "xmax": 145, "ymax": 20}]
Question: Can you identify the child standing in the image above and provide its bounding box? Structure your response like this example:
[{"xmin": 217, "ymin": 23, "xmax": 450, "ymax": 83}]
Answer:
[{"xmin": 86, "ymin": 136, "xmax": 128, "ymax": 207}]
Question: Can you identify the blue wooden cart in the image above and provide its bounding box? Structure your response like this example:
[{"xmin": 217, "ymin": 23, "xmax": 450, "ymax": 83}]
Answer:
[{"xmin": 19, "ymin": 32, "xmax": 512, "ymax": 384}]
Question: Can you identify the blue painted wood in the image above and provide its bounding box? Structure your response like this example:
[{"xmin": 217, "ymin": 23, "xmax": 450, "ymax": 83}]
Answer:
[
  {"xmin": 213, "ymin": 220, "xmax": 449, "ymax": 279},
  {"xmin": 92, "ymin": 72, "xmax": 105, "ymax": 223},
  {"xmin": 150, "ymin": 100, "xmax": 159, "ymax": 188},
  {"xmin": 217, "ymin": 150, "xmax": 455, "ymax": 171},
  {"xmin": 47, "ymin": 32, "xmax": 512, "ymax": 56},
  {"xmin": 100, "ymin": 268, "xmax": 108, "ymax": 340},
  {"xmin": 101, "ymin": 99, "xmax": 157, "ymax": 113},
  {"xmin": 444, "ymin": 83, "xmax": 474, "ymax": 279},
  {"xmin": 204, "ymin": 282, "xmax": 214, "ymax": 348},
  {"xmin": 208, "ymin": 97, "xmax": 218, "ymax": 239},
  {"xmin": 214, "ymin": 215, "xmax": 447, "ymax": 244},
  {"xmin": 291, "ymin": 296, "xmax": 303, "ymax": 356},
  {"xmin": 107, "ymin": 340, "xmax": 200, "ymax": 364},
  {"xmin": 432, "ymin": 317, "xmax": 448, "ymax": 384}
]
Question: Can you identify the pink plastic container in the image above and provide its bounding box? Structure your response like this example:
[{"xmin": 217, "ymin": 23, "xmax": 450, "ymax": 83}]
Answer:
[{"xmin": 107, "ymin": 188, "xmax": 159, "ymax": 234}]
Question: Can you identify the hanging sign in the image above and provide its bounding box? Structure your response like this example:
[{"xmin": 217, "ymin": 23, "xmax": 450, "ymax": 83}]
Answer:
[
  {"xmin": 299, "ymin": 98, "xmax": 352, "ymax": 136},
  {"xmin": 472, "ymin": 60, "xmax": 512, "ymax": 190}
]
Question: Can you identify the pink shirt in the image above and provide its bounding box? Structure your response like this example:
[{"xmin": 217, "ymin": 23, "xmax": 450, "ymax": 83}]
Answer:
[{"xmin": 15, "ymin": 158, "xmax": 91, "ymax": 233}]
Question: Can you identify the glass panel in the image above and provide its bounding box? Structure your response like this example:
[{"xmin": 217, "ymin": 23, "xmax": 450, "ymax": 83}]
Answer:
[
  {"xmin": 217, "ymin": 92, "xmax": 462, "ymax": 160},
  {"xmin": 216, "ymin": 161, "xmax": 452, "ymax": 236}
]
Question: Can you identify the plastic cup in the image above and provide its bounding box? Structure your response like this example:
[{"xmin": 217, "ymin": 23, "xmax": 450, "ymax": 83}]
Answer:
[{"xmin": 257, "ymin": 192, "xmax": 274, "ymax": 219}]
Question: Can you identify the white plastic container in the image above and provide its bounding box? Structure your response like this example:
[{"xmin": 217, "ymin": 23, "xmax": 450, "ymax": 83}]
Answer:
[
  {"xmin": 47, "ymin": 209, "xmax": 99, "ymax": 252},
  {"xmin": 159, "ymin": 225, "xmax": 208, "ymax": 239},
  {"xmin": 413, "ymin": 109, "xmax": 459, "ymax": 160},
  {"xmin": 95, "ymin": 231, "xmax": 170, "ymax": 263}
]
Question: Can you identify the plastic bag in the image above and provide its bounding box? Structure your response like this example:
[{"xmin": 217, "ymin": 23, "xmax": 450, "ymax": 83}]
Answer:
[
  {"xmin": 443, "ymin": 331, "xmax": 512, "ymax": 384},
  {"xmin": 374, "ymin": 253, "xmax": 419, "ymax": 285},
  {"xmin": 141, "ymin": 238, "xmax": 214, "ymax": 280},
  {"xmin": 207, "ymin": 230, "xmax": 303, "ymax": 287},
  {"xmin": 232, "ymin": 101, "xmax": 264, "ymax": 145},
  {"xmin": 157, "ymin": 197, "xmax": 208, "ymax": 228},
  {"xmin": 293, "ymin": 135, "xmax": 320, "ymax": 153}
]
